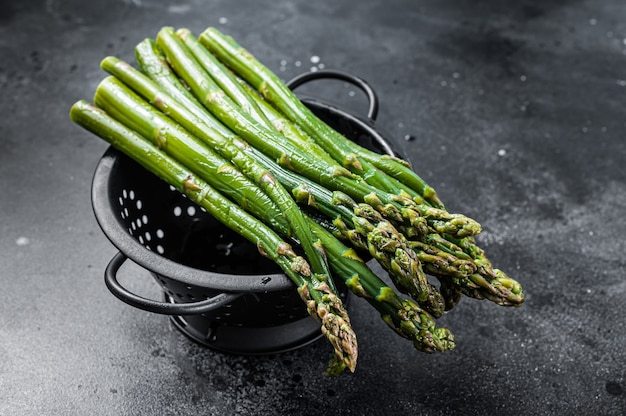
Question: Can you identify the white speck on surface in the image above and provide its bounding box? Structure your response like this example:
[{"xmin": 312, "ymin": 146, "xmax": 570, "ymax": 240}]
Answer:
[
  {"xmin": 440, "ymin": 80, "xmax": 447, "ymax": 87},
  {"xmin": 520, "ymin": 75, "xmax": 527, "ymax": 82},
  {"xmin": 218, "ymin": 16, "xmax": 228, "ymax": 24},
  {"xmin": 168, "ymin": 4, "xmax": 191, "ymax": 14},
  {"xmin": 310, "ymin": 55, "xmax": 320, "ymax": 64},
  {"xmin": 498, "ymin": 149, "xmax": 507, "ymax": 157},
  {"xmin": 452, "ymin": 72, "xmax": 460, "ymax": 78},
  {"xmin": 617, "ymin": 79, "xmax": 626, "ymax": 86},
  {"xmin": 294, "ymin": 60, "xmax": 301, "ymax": 67},
  {"xmin": 589, "ymin": 18, "xmax": 597, "ymax": 25},
  {"xmin": 16, "ymin": 236, "xmax": 30, "ymax": 246}
]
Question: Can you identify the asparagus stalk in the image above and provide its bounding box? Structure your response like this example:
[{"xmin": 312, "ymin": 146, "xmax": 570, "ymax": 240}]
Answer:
[
  {"xmin": 195, "ymin": 27, "xmax": 527, "ymax": 306},
  {"xmin": 135, "ymin": 38, "xmax": 358, "ymax": 229},
  {"xmin": 232, "ymin": 57, "xmax": 441, "ymax": 210},
  {"xmin": 198, "ymin": 28, "xmax": 401, "ymax": 193},
  {"xmin": 199, "ymin": 26, "xmax": 444, "ymax": 207},
  {"xmin": 191, "ymin": 34, "xmax": 344, "ymax": 169},
  {"xmin": 134, "ymin": 29, "xmax": 521, "ymax": 307},
  {"xmin": 155, "ymin": 28, "xmax": 360, "ymax": 193},
  {"xmin": 158, "ymin": 27, "xmax": 481, "ymax": 240},
  {"xmin": 143, "ymin": 29, "xmax": 477, "ymax": 312},
  {"xmin": 69, "ymin": 25, "xmax": 527, "ymax": 377},
  {"xmin": 307, "ymin": 219, "xmax": 455, "ymax": 353},
  {"xmin": 70, "ymin": 99, "xmax": 358, "ymax": 374},
  {"xmin": 241, "ymin": 146, "xmax": 448, "ymax": 316},
  {"xmin": 104, "ymin": 51, "xmax": 445, "ymax": 315},
  {"xmin": 94, "ymin": 68, "xmax": 336, "ymax": 293},
  {"xmin": 134, "ymin": 38, "xmax": 238, "ymax": 141},
  {"xmin": 341, "ymin": 138, "xmax": 445, "ymax": 209},
  {"xmin": 196, "ymin": 27, "xmax": 484, "ymax": 237},
  {"xmin": 175, "ymin": 28, "xmax": 274, "ymax": 130}
]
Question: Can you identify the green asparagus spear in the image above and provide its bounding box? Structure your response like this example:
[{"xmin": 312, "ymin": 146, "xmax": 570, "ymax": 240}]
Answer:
[
  {"xmin": 198, "ymin": 28, "xmax": 397, "ymax": 190},
  {"xmin": 134, "ymin": 38, "xmax": 241, "ymax": 146},
  {"xmin": 248, "ymin": 150, "xmax": 446, "ymax": 316},
  {"xmin": 341, "ymin": 137, "xmax": 445, "ymax": 209},
  {"xmin": 139, "ymin": 28, "xmax": 519, "ymax": 307},
  {"xmin": 69, "ymin": 24, "xmax": 527, "ymax": 377},
  {"xmin": 308, "ymin": 219, "xmax": 455, "ymax": 353},
  {"xmin": 104, "ymin": 51, "xmax": 444, "ymax": 315},
  {"xmin": 196, "ymin": 27, "xmax": 485, "ymax": 238},
  {"xmin": 94, "ymin": 69, "xmax": 336, "ymax": 293},
  {"xmin": 176, "ymin": 28, "xmax": 274, "ymax": 130},
  {"xmin": 191, "ymin": 35, "xmax": 343, "ymax": 169},
  {"xmin": 199, "ymin": 26, "xmax": 444, "ymax": 207},
  {"xmin": 203, "ymin": 27, "xmax": 521, "ymax": 305},
  {"xmin": 155, "ymin": 28, "xmax": 359, "ymax": 191},
  {"xmin": 159, "ymin": 27, "xmax": 480, "ymax": 240},
  {"xmin": 70, "ymin": 99, "xmax": 358, "ymax": 374}
]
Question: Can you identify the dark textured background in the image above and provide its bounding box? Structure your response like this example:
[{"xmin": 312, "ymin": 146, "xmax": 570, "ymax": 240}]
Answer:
[{"xmin": 1, "ymin": 1, "xmax": 625, "ymax": 415}]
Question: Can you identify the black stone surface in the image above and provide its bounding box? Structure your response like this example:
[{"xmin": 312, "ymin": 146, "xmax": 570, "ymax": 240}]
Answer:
[{"xmin": 1, "ymin": 1, "xmax": 625, "ymax": 415}]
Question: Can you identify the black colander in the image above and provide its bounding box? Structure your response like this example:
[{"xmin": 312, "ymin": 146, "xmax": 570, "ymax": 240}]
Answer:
[{"xmin": 92, "ymin": 70, "xmax": 405, "ymax": 355}]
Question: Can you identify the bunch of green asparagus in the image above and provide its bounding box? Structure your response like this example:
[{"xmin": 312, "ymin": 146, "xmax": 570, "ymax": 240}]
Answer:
[{"xmin": 70, "ymin": 26, "xmax": 524, "ymax": 375}]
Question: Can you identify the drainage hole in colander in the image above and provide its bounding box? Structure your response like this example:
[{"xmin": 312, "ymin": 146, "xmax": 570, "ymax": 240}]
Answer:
[{"xmin": 172, "ymin": 204, "xmax": 199, "ymax": 218}]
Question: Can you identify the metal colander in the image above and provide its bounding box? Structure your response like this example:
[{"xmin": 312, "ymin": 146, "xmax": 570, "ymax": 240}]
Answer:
[{"xmin": 92, "ymin": 70, "xmax": 404, "ymax": 355}]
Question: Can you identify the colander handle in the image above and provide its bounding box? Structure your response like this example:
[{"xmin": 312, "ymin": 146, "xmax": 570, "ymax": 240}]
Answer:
[
  {"xmin": 104, "ymin": 252, "xmax": 241, "ymax": 315},
  {"xmin": 286, "ymin": 69, "xmax": 380, "ymax": 121}
]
